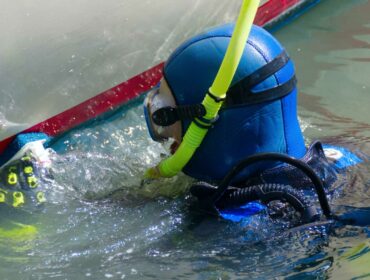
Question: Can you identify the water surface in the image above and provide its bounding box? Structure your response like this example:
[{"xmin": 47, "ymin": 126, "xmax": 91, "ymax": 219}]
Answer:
[{"xmin": 1, "ymin": 0, "xmax": 370, "ymax": 279}]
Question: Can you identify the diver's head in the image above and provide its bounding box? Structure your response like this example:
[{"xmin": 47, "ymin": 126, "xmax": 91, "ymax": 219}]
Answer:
[{"xmin": 144, "ymin": 23, "xmax": 306, "ymax": 182}]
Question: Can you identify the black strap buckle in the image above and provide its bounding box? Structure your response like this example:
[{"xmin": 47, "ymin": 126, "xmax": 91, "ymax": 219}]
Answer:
[{"xmin": 152, "ymin": 104, "xmax": 206, "ymax": 126}]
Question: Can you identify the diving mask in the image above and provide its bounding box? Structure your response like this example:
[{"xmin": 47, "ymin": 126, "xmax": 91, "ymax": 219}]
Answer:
[{"xmin": 144, "ymin": 79, "xmax": 182, "ymax": 143}]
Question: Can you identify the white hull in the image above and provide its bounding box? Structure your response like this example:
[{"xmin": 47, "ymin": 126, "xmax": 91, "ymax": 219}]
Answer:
[{"xmin": 0, "ymin": 0, "xmax": 314, "ymax": 151}]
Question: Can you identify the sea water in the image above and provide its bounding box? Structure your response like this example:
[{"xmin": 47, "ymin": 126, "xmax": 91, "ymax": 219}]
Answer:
[{"xmin": 1, "ymin": 0, "xmax": 370, "ymax": 279}]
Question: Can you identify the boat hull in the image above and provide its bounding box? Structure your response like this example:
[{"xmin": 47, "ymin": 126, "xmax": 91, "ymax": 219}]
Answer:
[{"xmin": 0, "ymin": 0, "xmax": 319, "ymax": 153}]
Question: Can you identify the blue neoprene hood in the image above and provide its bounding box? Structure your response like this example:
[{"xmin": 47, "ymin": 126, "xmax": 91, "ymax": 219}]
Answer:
[{"xmin": 163, "ymin": 24, "xmax": 306, "ymax": 182}]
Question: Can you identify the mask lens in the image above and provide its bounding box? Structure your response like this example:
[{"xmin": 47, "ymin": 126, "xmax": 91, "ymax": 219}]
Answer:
[
  {"xmin": 144, "ymin": 87, "xmax": 167, "ymax": 142},
  {"xmin": 143, "ymin": 81, "xmax": 182, "ymax": 143}
]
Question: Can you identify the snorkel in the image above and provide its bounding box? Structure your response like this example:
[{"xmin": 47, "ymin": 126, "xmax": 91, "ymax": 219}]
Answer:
[{"xmin": 145, "ymin": 0, "xmax": 260, "ymax": 179}]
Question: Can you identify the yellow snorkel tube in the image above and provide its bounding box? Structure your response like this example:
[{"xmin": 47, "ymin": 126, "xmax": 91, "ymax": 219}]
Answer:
[{"xmin": 145, "ymin": 0, "xmax": 260, "ymax": 179}]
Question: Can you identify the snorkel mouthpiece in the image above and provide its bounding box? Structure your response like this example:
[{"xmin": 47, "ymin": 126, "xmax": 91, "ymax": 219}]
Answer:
[{"xmin": 145, "ymin": 0, "xmax": 261, "ymax": 179}]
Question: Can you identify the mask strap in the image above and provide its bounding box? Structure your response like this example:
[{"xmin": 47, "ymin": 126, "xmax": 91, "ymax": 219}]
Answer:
[
  {"xmin": 225, "ymin": 75, "xmax": 297, "ymax": 107},
  {"xmin": 229, "ymin": 50, "xmax": 290, "ymax": 92},
  {"xmin": 152, "ymin": 104, "xmax": 206, "ymax": 126}
]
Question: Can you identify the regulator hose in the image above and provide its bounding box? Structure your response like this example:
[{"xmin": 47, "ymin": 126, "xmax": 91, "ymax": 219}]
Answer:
[
  {"xmin": 191, "ymin": 153, "xmax": 333, "ymax": 219},
  {"xmin": 191, "ymin": 182, "xmax": 319, "ymax": 223},
  {"xmin": 220, "ymin": 184, "xmax": 318, "ymax": 223}
]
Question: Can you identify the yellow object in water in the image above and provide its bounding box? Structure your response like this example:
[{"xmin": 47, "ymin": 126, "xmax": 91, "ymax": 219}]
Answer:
[
  {"xmin": 27, "ymin": 175, "xmax": 38, "ymax": 188},
  {"xmin": 0, "ymin": 192, "xmax": 5, "ymax": 203},
  {"xmin": 36, "ymin": 191, "xmax": 46, "ymax": 203},
  {"xmin": 7, "ymin": 172, "xmax": 18, "ymax": 185},
  {"xmin": 330, "ymin": 241, "xmax": 370, "ymax": 278},
  {"xmin": 0, "ymin": 222, "xmax": 38, "ymax": 242},
  {"xmin": 12, "ymin": 191, "xmax": 25, "ymax": 208}
]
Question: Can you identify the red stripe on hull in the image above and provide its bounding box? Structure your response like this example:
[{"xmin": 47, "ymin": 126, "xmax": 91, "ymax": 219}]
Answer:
[
  {"xmin": 25, "ymin": 63, "xmax": 163, "ymax": 136},
  {"xmin": 255, "ymin": 0, "xmax": 301, "ymax": 26},
  {"xmin": 0, "ymin": 63, "xmax": 163, "ymax": 153}
]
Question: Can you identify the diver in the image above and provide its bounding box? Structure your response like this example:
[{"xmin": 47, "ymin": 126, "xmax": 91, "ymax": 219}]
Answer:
[{"xmin": 143, "ymin": 23, "xmax": 363, "ymax": 225}]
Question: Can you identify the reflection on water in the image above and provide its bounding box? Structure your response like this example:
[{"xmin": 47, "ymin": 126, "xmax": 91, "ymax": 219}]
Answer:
[{"xmin": 1, "ymin": 0, "xmax": 370, "ymax": 279}]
